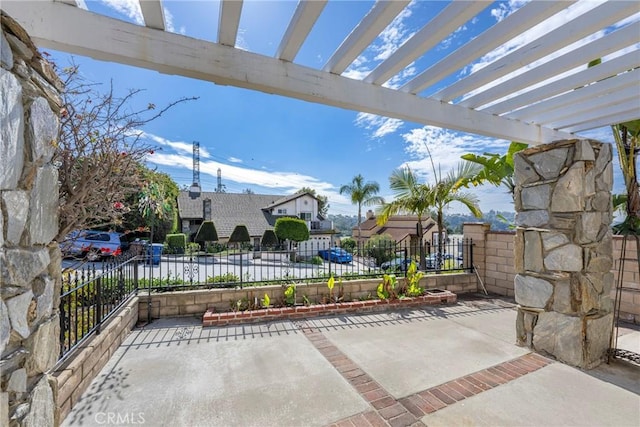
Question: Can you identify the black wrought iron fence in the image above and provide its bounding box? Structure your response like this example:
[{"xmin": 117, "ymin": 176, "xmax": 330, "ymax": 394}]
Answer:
[
  {"xmin": 135, "ymin": 238, "xmax": 474, "ymax": 292},
  {"xmin": 59, "ymin": 253, "xmax": 139, "ymax": 360},
  {"xmin": 58, "ymin": 238, "xmax": 473, "ymax": 359}
]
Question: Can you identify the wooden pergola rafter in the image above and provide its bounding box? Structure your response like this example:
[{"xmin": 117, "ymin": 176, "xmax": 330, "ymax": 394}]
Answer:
[{"xmin": 2, "ymin": 0, "xmax": 638, "ymax": 145}]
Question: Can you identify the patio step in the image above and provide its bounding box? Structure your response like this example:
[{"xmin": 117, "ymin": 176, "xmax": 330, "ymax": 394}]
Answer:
[{"xmin": 202, "ymin": 290, "xmax": 457, "ymax": 327}]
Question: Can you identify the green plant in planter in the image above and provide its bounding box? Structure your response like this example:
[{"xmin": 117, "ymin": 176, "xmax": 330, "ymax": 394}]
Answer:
[
  {"xmin": 327, "ymin": 276, "xmax": 335, "ymax": 302},
  {"xmin": 284, "ymin": 284, "xmax": 296, "ymax": 306},
  {"xmin": 302, "ymin": 294, "xmax": 311, "ymax": 306},
  {"xmin": 405, "ymin": 261, "xmax": 424, "ymax": 297},
  {"xmin": 262, "ymin": 293, "xmax": 270, "ymax": 308},
  {"xmin": 377, "ymin": 274, "xmax": 398, "ymax": 300}
]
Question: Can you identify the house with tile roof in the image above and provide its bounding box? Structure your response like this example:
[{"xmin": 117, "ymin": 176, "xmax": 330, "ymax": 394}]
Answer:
[
  {"xmin": 353, "ymin": 210, "xmax": 439, "ymax": 249},
  {"xmin": 177, "ymin": 191, "xmax": 335, "ymax": 252}
]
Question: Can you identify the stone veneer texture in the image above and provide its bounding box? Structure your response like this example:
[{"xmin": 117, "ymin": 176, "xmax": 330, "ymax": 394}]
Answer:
[
  {"xmin": 513, "ymin": 139, "xmax": 614, "ymax": 369},
  {"xmin": 1, "ymin": 12, "xmax": 63, "ymax": 427}
]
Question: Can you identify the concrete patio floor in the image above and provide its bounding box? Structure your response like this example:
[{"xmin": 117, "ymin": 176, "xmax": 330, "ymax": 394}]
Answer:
[{"xmin": 62, "ymin": 297, "xmax": 640, "ymax": 427}]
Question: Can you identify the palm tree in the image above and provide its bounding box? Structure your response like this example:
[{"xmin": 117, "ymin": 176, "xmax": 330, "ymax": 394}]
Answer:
[
  {"xmin": 429, "ymin": 162, "xmax": 483, "ymax": 255},
  {"xmin": 376, "ymin": 167, "xmax": 432, "ymax": 269},
  {"xmin": 340, "ymin": 174, "xmax": 384, "ymax": 241},
  {"xmin": 460, "ymin": 141, "xmax": 528, "ymax": 195},
  {"xmin": 611, "ymin": 120, "xmax": 640, "ymax": 234}
]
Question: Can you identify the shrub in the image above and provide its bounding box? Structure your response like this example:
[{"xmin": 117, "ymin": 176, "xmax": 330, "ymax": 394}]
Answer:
[
  {"xmin": 195, "ymin": 221, "xmax": 218, "ymax": 244},
  {"xmin": 207, "ymin": 273, "xmax": 240, "ymax": 283},
  {"xmin": 166, "ymin": 233, "xmax": 187, "ymax": 253},
  {"xmin": 261, "ymin": 229, "xmax": 279, "ymax": 248},
  {"xmin": 341, "ymin": 237, "xmax": 356, "ymax": 253},
  {"xmin": 229, "ymin": 225, "xmax": 250, "ymax": 245},
  {"xmin": 310, "ymin": 256, "xmax": 323, "ymax": 265},
  {"xmin": 364, "ymin": 234, "xmax": 395, "ymax": 266},
  {"xmin": 274, "ymin": 217, "xmax": 309, "ymax": 242}
]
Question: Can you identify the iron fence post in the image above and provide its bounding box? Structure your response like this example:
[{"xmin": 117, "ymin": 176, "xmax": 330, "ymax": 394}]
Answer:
[{"xmin": 96, "ymin": 277, "xmax": 102, "ymax": 334}]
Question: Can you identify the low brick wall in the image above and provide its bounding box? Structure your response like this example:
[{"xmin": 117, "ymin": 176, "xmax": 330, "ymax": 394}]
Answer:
[
  {"xmin": 138, "ymin": 273, "xmax": 477, "ymax": 322},
  {"xmin": 51, "ymin": 297, "xmax": 139, "ymax": 425},
  {"xmin": 203, "ymin": 291, "xmax": 457, "ymax": 327}
]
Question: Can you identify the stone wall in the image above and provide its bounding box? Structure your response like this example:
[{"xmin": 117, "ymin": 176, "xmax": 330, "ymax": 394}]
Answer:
[
  {"xmin": 513, "ymin": 139, "xmax": 613, "ymax": 369},
  {"xmin": 1, "ymin": 12, "xmax": 63, "ymax": 427}
]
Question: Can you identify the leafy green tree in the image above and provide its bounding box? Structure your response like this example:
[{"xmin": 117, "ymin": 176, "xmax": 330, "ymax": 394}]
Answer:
[
  {"xmin": 138, "ymin": 182, "xmax": 173, "ymax": 243},
  {"xmin": 611, "ymin": 120, "xmax": 640, "ymax": 234},
  {"xmin": 340, "ymin": 175, "xmax": 384, "ymax": 240},
  {"xmin": 341, "ymin": 237, "xmax": 356, "ymax": 253},
  {"xmin": 122, "ymin": 168, "xmax": 179, "ymax": 241},
  {"xmin": 364, "ymin": 234, "xmax": 396, "ymax": 267},
  {"xmin": 195, "ymin": 221, "xmax": 218, "ymax": 251},
  {"xmin": 377, "ymin": 167, "xmax": 433, "ymax": 269},
  {"xmin": 274, "ymin": 217, "xmax": 310, "ymax": 243},
  {"xmin": 296, "ymin": 187, "xmax": 330, "ymax": 217},
  {"xmin": 460, "ymin": 141, "xmax": 528, "ymax": 195}
]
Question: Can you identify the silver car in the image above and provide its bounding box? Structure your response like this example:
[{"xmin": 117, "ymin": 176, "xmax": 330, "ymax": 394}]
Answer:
[{"xmin": 60, "ymin": 230, "xmax": 125, "ymax": 260}]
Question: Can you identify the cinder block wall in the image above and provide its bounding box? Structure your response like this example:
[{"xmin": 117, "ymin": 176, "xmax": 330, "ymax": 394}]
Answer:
[
  {"xmin": 613, "ymin": 236, "xmax": 639, "ymax": 324},
  {"xmin": 463, "ymin": 223, "xmax": 639, "ymax": 324},
  {"xmin": 138, "ymin": 274, "xmax": 478, "ymax": 321},
  {"xmin": 484, "ymin": 231, "xmax": 517, "ymax": 297}
]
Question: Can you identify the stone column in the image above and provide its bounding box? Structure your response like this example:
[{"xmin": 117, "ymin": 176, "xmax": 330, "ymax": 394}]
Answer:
[
  {"xmin": 514, "ymin": 139, "xmax": 613, "ymax": 369},
  {"xmin": 1, "ymin": 12, "xmax": 63, "ymax": 426}
]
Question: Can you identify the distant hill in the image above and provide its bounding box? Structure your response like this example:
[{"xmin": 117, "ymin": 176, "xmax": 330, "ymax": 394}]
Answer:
[
  {"xmin": 327, "ymin": 214, "xmax": 358, "ymax": 236},
  {"xmin": 445, "ymin": 210, "xmax": 515, "ymax": 233},
  {"xmin": 329, "ymin": 210, "xmax": 515, "ymax": 237}
]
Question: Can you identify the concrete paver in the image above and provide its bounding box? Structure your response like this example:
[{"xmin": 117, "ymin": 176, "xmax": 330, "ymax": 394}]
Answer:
[
  {"xmin": 62, "ymin": 318, "xmax": 368, "ymax": 427},
  {"xmin": 62, "ymin": 300, "xmax": 640, "ymax": 427},
  {"xmin": 316, "ymin": 306, "xmax": 528, "ymax": 398},
  {"xmin": 421, "ymin": 362, "xmax": 640, "ymax": 427}
]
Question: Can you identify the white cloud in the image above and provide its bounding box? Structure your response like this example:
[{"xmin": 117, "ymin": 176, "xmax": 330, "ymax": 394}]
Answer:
[
  {"xmin": 100, "ymin": 0, "xmax": 144, "ymax": 25},
  {"xmin": 136, "ymin": 130, "xmax": 211, "ymax": 158},
  {"xmin": 490, "ymin": 0, "xmax": 528, "ymax": 23},
  {"xmin": 228, "ymin": 157, "xmax": 243, "ymax": 163},
  {"xmin": 162, "ymin": 7, "xmax": 186, "ymax": 35},
  {"xmin": 342, "ymin": 1, "xmax": 417, "ymax": 81},
  {"xmin": 355, "ymin": 113, "xmax": 404, "ymax": 138}
]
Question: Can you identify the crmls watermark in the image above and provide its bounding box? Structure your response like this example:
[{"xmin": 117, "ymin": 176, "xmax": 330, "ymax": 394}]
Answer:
[{"xmin": 95, "ymin": 412, "xmax": 146, "ymax": 425}]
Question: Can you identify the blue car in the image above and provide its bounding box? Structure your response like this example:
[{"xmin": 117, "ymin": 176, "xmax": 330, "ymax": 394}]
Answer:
[{"xmin": 318, "ymin": 247, "xmax": 353, "ymax": 263}]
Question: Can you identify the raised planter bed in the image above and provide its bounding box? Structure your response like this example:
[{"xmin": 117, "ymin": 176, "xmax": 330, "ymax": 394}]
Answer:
[{"xmin": 202, "ymin": 289, "xmax": 457, "ymax": 327}]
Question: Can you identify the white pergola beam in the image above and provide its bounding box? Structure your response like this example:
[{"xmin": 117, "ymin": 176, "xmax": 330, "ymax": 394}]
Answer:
[
  {"xmin": 365, "ymin": 1, "xmax": 488, "ymax": 86},
  {"xmin": 2, "ymin": 1, "xmax": 573, "ymax": 146},
  {"xmin": 532, "ymin": 90, "xmax": 639, "ymax": 126},
  {"xmin": 218, "ymin": 0, "xmax": 243, "ymax": 47},
  {"xmin": 276, "ymin": 0, "xmax": 327, "ymax": 62},
  {"xmin": 323, "ymin": 0, "xmax": 409, "ymax": 74},
  {"xmin": 568, "ymin": 110, "xmax": 640, "ymax": 134},
  {"xmin": 483, "ymin": 51, "xmax": 640, "ymax": 116},
  {"xmin": 509, "ymin": 68, "xmax": 640, "ymax": 122},
  {"xmin": 547, "ymin": 98, "xmax": 639, "ymax": 130},
  {"xmin": 460, "ymin": 23, "xmax": 639, "ymax": 109},
  {"xmin": 401, "ymin": 1, "xmax": 572, "ymax": 95},
  {"xmin": 139, "ymin": 0, "xmax": 165, "ymax": 31},
  {"xmin": 434, "ymin": 1, "xmax": 638, "ymax": 102}
]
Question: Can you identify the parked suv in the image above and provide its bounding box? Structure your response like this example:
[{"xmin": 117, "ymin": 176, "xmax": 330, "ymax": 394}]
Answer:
[{"xmin": 60, "ymin": 230, "xmax": 127, "ymax": 260}]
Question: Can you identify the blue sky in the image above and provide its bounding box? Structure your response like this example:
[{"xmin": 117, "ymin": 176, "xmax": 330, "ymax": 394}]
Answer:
[{"xmin": 47, "ymin": 0, "xmax": 632, "ymax": 217}]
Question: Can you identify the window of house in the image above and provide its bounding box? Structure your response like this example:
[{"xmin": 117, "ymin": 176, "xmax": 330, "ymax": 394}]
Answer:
[
  {"xmin": 277, "ymin": 208, "xmax": 287, "ymax": 215},
  {"xmin": 300, "ymin": 212, "xmax": 312, "ymax": 221}
]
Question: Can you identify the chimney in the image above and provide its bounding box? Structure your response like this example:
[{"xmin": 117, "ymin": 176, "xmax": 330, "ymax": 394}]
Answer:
[{"xmin": 366, "ymin": 210, "xmax": 375, "ymax": 219}]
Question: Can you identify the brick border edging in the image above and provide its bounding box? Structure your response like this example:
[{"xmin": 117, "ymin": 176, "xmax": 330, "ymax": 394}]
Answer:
[
  {"xmin": 202, "ymin": 292, "xmax": 457, "ymax": 327},
  {"xmin": 294, "ymin": 320, "xmax": 552, "ymax": 427}
]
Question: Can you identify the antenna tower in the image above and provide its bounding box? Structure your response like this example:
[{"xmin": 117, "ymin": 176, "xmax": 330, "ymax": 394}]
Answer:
[{"xmin": 188, "ymin": 141, "xmax": 201, "ymax": 198}]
